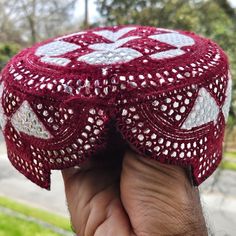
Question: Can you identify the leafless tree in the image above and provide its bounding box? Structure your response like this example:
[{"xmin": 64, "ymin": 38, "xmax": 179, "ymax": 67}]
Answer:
[
  {"xmin": 0, "ymin": 0, "xmax": 78, "ymax": 44},
  {"xmin": 0, "ymin": 0, "xmax": 23, "ymax": 43},
  {"xmin": 84, "ymin": 0, "xmax": 89, "ymax": 28}
]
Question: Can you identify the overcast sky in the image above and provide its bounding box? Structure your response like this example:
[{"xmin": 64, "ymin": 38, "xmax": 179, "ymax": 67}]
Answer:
[
  {"xmin": 74, "ymin": 0, "xmax": 236, "ymax": 23},
  {"xmin": 74, "ymin": 0, "xmax": 100, "ymax": 23},
  {"xmin": 230, "ymin": 0, "xmax": 236, "ymax": 7}
]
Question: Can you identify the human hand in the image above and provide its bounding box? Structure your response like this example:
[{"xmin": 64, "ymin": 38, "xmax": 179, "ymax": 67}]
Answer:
[
  {"xmin": 61, "ymin": 148, "xmax": 208, "ymax": 236},
  {"xmin": 61, "ymin": 148, "xmax": 134, "ymax": 236}
]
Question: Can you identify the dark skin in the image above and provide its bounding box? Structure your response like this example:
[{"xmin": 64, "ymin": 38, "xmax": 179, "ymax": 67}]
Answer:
[{"xmin": 61, "ymin": 147, "xmax": 208, "ymax": 236}]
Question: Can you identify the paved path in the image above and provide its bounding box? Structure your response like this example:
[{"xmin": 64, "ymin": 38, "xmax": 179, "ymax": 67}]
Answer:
[
  {"xmin": 198, "ymin": 169, "xmax": 236, "ymax": 236},
  {"xmin": 0, "ymin": 152, "xmax": 68, "ymax": 217},
  {"xmin": 0, "ymin": 137, "xmax": 236, "ymax": 235}
]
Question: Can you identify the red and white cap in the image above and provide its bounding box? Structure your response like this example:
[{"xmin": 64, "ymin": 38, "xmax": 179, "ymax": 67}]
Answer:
[{"xmin": 0, "ymin": 25, "xmax": 232, "ymax": 189}]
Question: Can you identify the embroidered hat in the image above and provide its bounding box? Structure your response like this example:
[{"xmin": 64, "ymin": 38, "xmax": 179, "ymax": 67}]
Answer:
[{"xmin": 0, "ymin": 25, "xmax": 232, "ymax": 190}]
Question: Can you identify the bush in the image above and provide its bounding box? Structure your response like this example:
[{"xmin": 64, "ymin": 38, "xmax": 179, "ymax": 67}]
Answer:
[{"xmin": 0, "ymin": 43, "xmax": 21, "ymax": 70}]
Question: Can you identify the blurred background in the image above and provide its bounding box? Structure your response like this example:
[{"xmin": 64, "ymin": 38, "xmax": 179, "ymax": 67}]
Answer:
[{"xmin": 0, "ymin": 0, "xmax": 235, "ymax": 235}]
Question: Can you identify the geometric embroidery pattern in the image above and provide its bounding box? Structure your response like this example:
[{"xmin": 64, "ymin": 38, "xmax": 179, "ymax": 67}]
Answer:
[
  {"xmin": 0, "ymin": 25, "xmax": 232, "ymax": 189},
  {"xmin": 181, "ymin": 88, "xmax": 220, "ymax": 130},
  {"xmin": 0, "ymin": 83, "xmax": 8, "ymax": 131},
  {"xmin": 11, "ymin": 101, "xmax": 52, "ymax": 139}
]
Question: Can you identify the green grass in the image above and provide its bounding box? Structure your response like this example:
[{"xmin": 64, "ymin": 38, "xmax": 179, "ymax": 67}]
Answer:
[
  {"xmin": 0, "ymin": 196, "xmax": 72, "ymax": 232},
  {"xmin": 0, "ymin": 212, "xmax": 61, "ymax": 236},
  {"xmin": 220, "ymin": 160, "xmax": 236, "ymax": 171},
  {"xmin": 224, "ymin": 151, "xmax": 236, "ymax": 159},
  {"xmin": 222, "ymin": 151, "xmax": 236, "ymax": 171}
]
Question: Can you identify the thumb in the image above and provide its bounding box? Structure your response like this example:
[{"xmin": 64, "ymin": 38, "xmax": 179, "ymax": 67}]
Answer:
[
  {"xmin": 121, "ymin": 148, "xmax": 194, "ymax": 195},
  {"xmin": 120, "ymin": 148, "xmax": 207, "ymax": 235}
]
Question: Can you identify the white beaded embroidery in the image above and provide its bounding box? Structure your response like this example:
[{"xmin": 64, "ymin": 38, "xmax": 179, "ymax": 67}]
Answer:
[
  {"xmin": 89, "ymin": 36, "xmax": 140, "ymax": 50},
  {"xmin": 181, "ymin": 87, "xmax": 220, "ymax": 130},
  {"xmin": 0, "ymin": 24, "xmax": 232, "ymax": 191},
  {"xmin": 150, "ymin": 33, "xmax": 195, "ymax": 47},
  {"xmin": 222, "ymin": 72, "xmax": 232, "ymax": 121},
  {"xmin": 0, "ymin": 83, "xmax": 7, "ymax": 131},
  {"xmin": 35, "ymin": 41, "xmax": 80, "ymax": 66},
  {"xmin": 77, "ymin": 29, "xmax": 142, "ymax": 65},
  {"xmin": 35, "ymin": 27, "xmax": 196, "ymax": 67},
  {"xmin": 150, "ymin": 49, "xmax": 185, "ymax": 59},
  {"xmin": 11, "ymin": 101, "xmax": 52, "ymax": 139},
  {"xmin": 35, "ymin": 41, "xmax": 80, "ymax": 57},
  {"xmin": 56, "ymin": 31, "xmax": 85, "ymax": 41},
  {"xmin": 149, "ymin": 33, "xmax": 195, "ymax": 60},
  {"xmin": 78, "ymin": 47, "xmax": 142, "ymax": 65},
  {"xmin": 40, "ymin": 57, "xmax": 71, "ymax": 66},
  {"xmin": 93, "ymin": 27, "xmax": 137, "ymax": 41}
]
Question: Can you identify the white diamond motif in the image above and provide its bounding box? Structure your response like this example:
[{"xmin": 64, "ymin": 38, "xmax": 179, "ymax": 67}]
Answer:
[
  {"xmin": 181, "ymin": 88, "xmax": 220, "ymax": 130},
  {"xmin": 149, "ymin": 32, "xmax": 195, "ymax": 60},
  {"xmin": 222, "ymin": 72, "xmax": 233, "ymax": 122},
  {"xmin": 150, "ymin": 33, "xmax": 195, "ymax": 47},
  {"xmin": 150, "ymin": 49, "xmax": 185, "ymax": 60},
  {"xmin": 11, "ymin": 101, "xmax": 52, "ymax": 139},
  {"xmin": 0, "ymin": 83, "xmax": 7, "ymax": 131}
]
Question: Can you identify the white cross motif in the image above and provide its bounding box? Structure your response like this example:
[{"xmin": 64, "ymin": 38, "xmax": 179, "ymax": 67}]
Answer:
[
  {"xmin": 77, "ymin": 27, "xmax": 143, "ymax": 65},
  {"xmin": 34, "ymin": 27, "xmax": 196, "ymax": 67}
]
